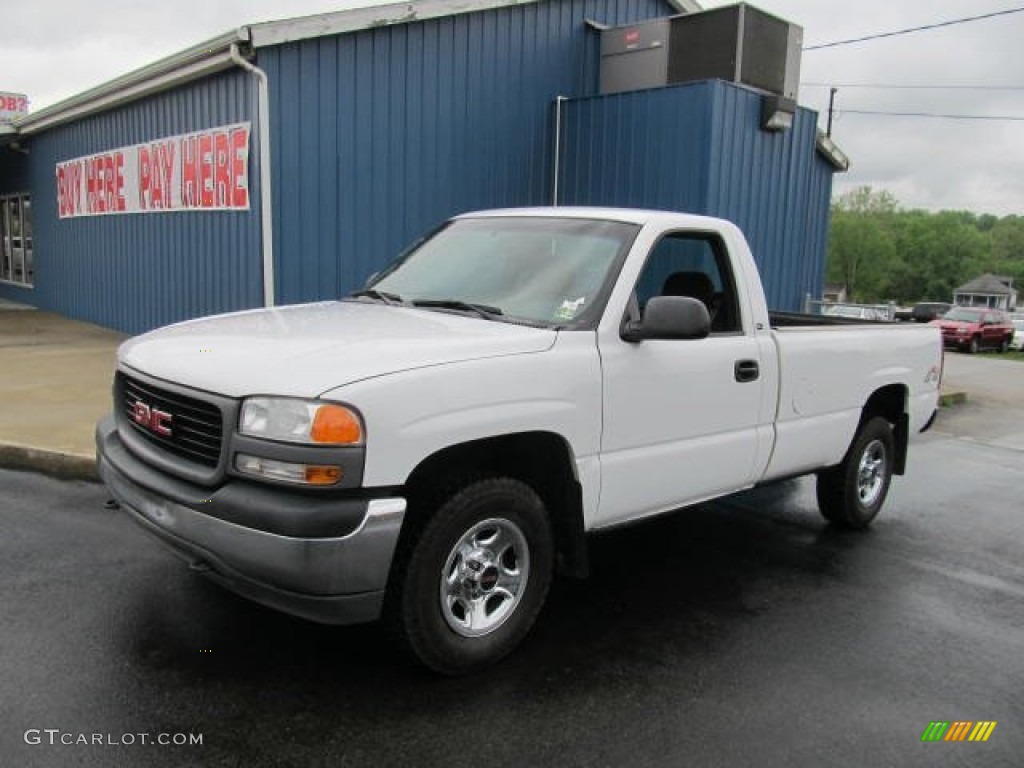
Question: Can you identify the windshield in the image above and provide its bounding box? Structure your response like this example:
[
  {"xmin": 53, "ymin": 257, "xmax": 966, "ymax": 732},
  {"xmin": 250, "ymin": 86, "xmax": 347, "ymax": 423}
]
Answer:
[
  {"xmin": 943, "ymin": 308, "xmax": 985, "ymax": 322},
  {"xmin": 365, "ymin": 217, "xmax": 640, "ymax": 327}
]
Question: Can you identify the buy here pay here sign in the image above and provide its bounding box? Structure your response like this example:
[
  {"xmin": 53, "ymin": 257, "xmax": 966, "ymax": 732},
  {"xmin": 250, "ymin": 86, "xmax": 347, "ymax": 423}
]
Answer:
[{"xmin": 56, "ymin": 122, "xmax": 251, "ymax": 218}]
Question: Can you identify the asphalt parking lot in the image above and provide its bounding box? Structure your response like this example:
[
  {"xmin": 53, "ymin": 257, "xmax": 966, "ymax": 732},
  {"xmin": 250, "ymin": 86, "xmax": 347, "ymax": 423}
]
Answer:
[{"xmin": 1, "ymin": 354, "xmax": 1022, "ymax": 767}]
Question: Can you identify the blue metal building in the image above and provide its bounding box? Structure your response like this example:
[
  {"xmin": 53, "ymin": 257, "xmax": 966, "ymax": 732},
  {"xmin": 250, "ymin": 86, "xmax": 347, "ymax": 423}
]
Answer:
[{"xmin": 0, "ymin": 0, "xmax": 844, "ymax": 334}]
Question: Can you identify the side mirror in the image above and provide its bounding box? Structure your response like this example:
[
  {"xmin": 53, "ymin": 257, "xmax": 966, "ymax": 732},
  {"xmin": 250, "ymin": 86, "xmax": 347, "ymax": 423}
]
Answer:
[{"xmin": 621, "ymin": 296, "xmax": 711, "ymax": 342}]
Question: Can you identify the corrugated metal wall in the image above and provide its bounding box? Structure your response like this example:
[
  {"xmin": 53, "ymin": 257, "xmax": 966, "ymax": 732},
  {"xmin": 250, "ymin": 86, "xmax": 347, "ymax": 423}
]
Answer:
[
  {"xmin": 705, "ymin": 84, "xmax": 832, "ymax": 312},
  {"xmin": 559, "ymin": 80, "xmax": 834, "ymax": 311},
  {"xmin": 259, "ymin": 0, "xmax": 677, "ymax": 305},
  {"xmin": 0, "ymin": 70, "xmax": 262, "ymax": 333},
  {"xmin": 559, "ymin": 81, "xmax": 716, "ymax": 213}
]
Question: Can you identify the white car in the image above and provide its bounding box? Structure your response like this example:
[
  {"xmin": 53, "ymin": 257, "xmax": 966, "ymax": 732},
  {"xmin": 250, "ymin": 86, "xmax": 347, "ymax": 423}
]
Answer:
[
  {"xmin": 97, "ymin": 207, "xmax": 942, "ymax": 673},
  {"xmin": 1010, "ymin": 317, "xmax": 1024, "ymax": 351}
]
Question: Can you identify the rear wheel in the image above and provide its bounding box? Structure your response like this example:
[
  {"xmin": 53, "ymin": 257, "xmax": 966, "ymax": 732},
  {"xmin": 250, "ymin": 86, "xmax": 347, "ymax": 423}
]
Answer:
[
  {"xmin": 999, "ymin": 336, "xmax": 1010, "ymax": 353},
  {"xmin": 386, "ymin": 477, "xmax": 554, "ymax": 675},
  {"xmin": 969, "ymin": 335, "xmax": 980, "ymax": 354},
  {"xmin": 817, "ymin": 416, "xmax": 895, "ymax": 529}
]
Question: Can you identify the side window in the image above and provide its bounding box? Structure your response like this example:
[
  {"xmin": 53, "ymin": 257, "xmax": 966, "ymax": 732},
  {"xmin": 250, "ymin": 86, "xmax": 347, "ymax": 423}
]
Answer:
[{"xmin": 633, "ymin": 232, "xmax": 740, "ymax": 333}]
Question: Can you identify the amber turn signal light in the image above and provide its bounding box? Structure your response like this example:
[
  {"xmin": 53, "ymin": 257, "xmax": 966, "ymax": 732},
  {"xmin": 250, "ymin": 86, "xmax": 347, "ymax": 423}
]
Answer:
[
  {"xmin": 304, "ymin": 465, "xmax": 343, "ymax": 485},
  {"xmin": 311, "ymin": 405, "xmax": 363, "ymax": 444}
]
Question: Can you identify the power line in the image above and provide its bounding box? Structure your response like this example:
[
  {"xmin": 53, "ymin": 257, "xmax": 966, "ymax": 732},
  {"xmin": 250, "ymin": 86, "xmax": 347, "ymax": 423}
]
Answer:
[
  {"xmin": 803, "ymin": 82, "xmax": 1024, "ymax": 91},
  {"xmin": 839, "ymin": 109, "xmax": 1024, "ymax": 121},
  {"xmin": 803, "ymin": 6, "xmax": 1024, "ymax": 51}
]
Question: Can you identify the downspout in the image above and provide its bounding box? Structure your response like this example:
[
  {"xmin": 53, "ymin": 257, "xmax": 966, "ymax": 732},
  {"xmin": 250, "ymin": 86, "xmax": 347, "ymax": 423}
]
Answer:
[
  {"xmin": 552, "ymin": 95, "xmax": 568, "ymax": 206},
  {"xmin": 230, "ymin": 43, "xmax": 275, "ymax": 307}
]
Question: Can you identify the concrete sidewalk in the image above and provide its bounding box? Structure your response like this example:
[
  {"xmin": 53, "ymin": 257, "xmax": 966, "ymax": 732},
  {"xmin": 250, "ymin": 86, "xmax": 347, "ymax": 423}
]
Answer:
[{"xmin": 0, "ymin": 304, "xmax": 124, "ymax": 480}]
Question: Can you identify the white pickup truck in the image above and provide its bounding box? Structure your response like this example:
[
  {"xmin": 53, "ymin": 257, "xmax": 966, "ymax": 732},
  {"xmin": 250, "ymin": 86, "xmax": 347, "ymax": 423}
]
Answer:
[{"xmin": 97, "ymin": 208, "xmax": 942, "ymax": 673}]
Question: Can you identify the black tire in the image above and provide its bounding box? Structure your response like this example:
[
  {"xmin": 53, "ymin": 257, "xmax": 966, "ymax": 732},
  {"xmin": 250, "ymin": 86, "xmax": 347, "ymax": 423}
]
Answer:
[
  {"xmin": 816, "ymin": 416, "xmax": 895, "ymax": 529},
  {"xmin": 969, "ymin": 335, "xmax": 980, "ymax": 354},
  {"xmin": 386, "ymin": 477, "xmax": 554, "ymax": 675},
  {"xmin": 999, "ymin": 336, "xmax": 1009, "ymax": 353}
]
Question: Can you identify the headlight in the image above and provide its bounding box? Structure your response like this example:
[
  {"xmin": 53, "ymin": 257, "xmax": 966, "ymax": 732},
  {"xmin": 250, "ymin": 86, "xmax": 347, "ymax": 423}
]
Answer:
[{"xmin": 239, "ymin": 397, "xmax": 364, "ymax": 445}]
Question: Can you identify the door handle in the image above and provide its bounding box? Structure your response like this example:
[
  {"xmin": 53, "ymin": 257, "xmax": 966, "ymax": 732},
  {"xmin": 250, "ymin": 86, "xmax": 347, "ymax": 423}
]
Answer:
[{"xmin": 735, "ymin": 359, "xmax": 759, "ymax": 383}]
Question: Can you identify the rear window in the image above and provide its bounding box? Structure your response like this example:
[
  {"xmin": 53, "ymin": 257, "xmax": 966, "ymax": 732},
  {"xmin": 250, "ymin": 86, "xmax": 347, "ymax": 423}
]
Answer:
[{"xmin": 943, "ymin": 308, "xmax": 984, "ymax": 322}]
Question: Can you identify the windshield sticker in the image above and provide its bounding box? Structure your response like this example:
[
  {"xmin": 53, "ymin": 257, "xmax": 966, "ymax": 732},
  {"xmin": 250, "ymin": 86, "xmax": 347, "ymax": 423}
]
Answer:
[{"xmin": 554, "ymin": 297, "xmax": 586, "ymax": 321}]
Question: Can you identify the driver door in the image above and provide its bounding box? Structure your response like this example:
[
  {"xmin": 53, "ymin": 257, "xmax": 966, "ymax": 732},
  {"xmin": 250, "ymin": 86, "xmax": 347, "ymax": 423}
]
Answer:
[{"xmin": 596, "ymin": 232, "xmax": 766, "ymax": 527}]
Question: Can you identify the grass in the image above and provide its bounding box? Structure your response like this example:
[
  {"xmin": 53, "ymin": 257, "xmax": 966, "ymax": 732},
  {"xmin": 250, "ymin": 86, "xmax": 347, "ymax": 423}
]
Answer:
[{"xmin": 946, "ymin": 348, "xmax": 1024, "ymax": 362}]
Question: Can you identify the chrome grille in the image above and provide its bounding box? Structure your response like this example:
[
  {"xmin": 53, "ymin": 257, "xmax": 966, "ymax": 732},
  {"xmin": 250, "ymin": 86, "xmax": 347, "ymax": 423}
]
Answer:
[{"xmin": 117, "ymin": 371, "xmax": 223, "ymax": 468}]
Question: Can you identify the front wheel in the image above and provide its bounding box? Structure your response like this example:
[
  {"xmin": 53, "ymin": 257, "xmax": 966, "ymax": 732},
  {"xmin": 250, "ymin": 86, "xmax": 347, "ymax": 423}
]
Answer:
[
  {"xmin": 999, "ymin": 336, "xmax": 1010, "ymax": 353},
  {"xmin": 817, "ymin": 416, "xmax": 895, "ymax": 529},
  {"xmin": 969, "ymin": 335, "xmax": 980, "ymax": 354},
  {"xmin": 386, "ymin": 477, "xmax": 554, "ymax": 675}
]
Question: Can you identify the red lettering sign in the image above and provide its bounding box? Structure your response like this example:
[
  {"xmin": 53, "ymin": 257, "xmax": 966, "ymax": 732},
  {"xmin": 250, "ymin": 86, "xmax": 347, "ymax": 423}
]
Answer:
[
  {"xmin": 57, "ymin": 166, "xmax": 67, "ymax": 217},
  {"xmin": 103, "ymin": 155, "xmax": 115, "ymax": 213},
  {"xmin": 159, "ymin": 142, "xmax": 175, "ymax": 209},
  {"xmin": 199, "ymin": 134, "xmax": 213, "ymax": 208},
  {"xmin": 138, "ymin": 147, "xmax": 152, "ymax": 210},
  {"xmin": 181, "ymin": 136, "xmax": 198, "ymax": 207},
  {"xmin": 231, "ymin": 128, "xmax": 249, "ymax": 208},
  {"xmin": 56, "ymin": 123, "xmax": 250, "ymax": 216},
  {"xmin": 60, "ymin": 161, "xmax": 82, "ymax": 217},
  {"xmin": 85, "ymin": 157, "xmax": 99, "ymax": 214},
  {"xmin": 213, "ymin": 131, "xmax": 230, "ymax": 207},
  {"xmin": 114, "ymin": 152, "xmax": 126, "ymax": 211}
]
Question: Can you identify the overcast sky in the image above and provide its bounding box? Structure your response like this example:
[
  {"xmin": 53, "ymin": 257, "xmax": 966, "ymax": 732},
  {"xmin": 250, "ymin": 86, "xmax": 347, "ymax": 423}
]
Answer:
[{"xmin": 3, "ymin": 0, "xmax": 1022, "ymax": 215}]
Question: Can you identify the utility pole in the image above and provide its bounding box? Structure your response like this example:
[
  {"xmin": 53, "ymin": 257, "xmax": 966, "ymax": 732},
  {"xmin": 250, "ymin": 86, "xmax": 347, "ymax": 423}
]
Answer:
[{"xmin": 827, "ymin": 87, "xmax": 838, "ymax": 137}]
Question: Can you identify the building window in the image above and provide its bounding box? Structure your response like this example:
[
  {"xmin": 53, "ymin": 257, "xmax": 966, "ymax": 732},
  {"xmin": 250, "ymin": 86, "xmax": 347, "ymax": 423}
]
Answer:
[{"xmin": 0, "ymin": 193, "xmax": 33, "ymax": 287}]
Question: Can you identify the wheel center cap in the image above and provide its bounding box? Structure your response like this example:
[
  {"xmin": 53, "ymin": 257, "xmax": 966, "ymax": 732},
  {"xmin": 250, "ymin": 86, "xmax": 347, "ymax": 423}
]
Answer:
[
  {"xmin": 463, "ymin": 551, "xmax": 499, "ymax": 594},
  {"xmin": 479, "ymin": 565, "xmax": 499, "ymax": 592}
]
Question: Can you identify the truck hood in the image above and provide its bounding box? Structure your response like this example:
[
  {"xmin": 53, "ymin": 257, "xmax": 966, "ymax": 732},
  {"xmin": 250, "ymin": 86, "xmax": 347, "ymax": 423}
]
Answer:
[{"xmin": 119, "ymin": 301, "xmax": 557, "ymax": 398}]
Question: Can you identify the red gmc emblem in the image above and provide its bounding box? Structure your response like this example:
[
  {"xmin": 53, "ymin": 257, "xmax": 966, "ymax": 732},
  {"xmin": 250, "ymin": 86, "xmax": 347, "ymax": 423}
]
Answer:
[{"xmin": 132, "ymin": 400, "xmax": 173, "ymax": 436}]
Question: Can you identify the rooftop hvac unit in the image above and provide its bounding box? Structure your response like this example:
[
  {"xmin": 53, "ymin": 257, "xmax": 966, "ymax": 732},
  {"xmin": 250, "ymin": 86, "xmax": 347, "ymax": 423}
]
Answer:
[{"xmin": 599, "ymin": 3, "xmax": 803, "ymax": 101}]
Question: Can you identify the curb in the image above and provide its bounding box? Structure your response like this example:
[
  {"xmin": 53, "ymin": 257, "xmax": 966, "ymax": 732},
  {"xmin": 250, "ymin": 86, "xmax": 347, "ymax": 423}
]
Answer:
[
  {"xmin": 0, "ymin": 442, "xmax": 99, "ymax": 482},
  {"xmin": 939, "ymin": 391, "xmax": 968, "ymax": 408}
]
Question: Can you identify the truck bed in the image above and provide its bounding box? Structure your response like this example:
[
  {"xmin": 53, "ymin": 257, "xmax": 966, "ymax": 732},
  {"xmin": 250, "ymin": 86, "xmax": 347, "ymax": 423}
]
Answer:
[{"xmin": 769, "ymin": 311, "xmax": 895, "ymax": 328}]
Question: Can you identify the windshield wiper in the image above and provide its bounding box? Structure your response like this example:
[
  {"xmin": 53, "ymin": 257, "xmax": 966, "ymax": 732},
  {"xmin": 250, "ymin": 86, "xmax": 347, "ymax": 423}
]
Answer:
[
  {"xmin": 411, "ymin": 299, "xmax": 504, "ymax": 320},
  {"xmin": 349, "ymin": 289, "xmax": 405, "ymax": 305}
]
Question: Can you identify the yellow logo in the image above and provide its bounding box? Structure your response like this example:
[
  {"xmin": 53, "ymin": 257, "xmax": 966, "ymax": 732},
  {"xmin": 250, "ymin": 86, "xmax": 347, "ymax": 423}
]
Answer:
[{"xmin": 921, "ymin": 721, "xmax": 997, "ymax": 742}]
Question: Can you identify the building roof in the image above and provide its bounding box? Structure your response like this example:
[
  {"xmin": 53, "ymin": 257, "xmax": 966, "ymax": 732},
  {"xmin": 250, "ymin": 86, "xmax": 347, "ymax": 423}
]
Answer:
[
  {"xmin": 249, "ymin": 0, "xmax": 701, "ymax": 47},
  {"xmin": 13, "ymin": 0, "xmax": 699, "ymax": 136},
  {"xmin": 955, "ymin": 273, "xmax": 1015, "ymax": 295}
]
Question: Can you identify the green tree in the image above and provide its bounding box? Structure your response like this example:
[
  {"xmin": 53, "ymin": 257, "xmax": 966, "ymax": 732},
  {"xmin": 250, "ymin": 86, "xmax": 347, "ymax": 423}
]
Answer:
[
  {"xmin": 825, "ymin": 188, "xmax": 1020, "ymax": 305},
  {"xmin": 827, "ymin": 187, "xmax": 897, "ymax": 301}
]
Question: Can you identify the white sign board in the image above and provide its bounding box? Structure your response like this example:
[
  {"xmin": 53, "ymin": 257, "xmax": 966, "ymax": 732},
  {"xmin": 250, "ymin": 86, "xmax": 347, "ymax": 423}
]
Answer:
[
  {"xmin": 0, "ymin": 92, "xmax": 28, "ymax": 124},
  {"xmin": 55, "ymin": 122, "xmax": 251, "ymax": 218}
]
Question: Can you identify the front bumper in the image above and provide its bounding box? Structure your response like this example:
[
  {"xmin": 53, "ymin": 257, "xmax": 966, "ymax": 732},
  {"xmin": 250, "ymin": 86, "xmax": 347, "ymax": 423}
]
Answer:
[
  {"xmin": 940, "ymin": 330, "xmax": 973, "ymax": 347},
  {"xmin": 96, "ymin": 415, "xmax": 406, "ymax": 625}
]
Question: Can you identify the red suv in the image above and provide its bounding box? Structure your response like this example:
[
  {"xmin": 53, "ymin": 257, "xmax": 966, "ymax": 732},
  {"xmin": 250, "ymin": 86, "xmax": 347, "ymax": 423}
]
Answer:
[{"xmin": 933, "ymin": 307, "xmax": 1015, "ymax": 353}]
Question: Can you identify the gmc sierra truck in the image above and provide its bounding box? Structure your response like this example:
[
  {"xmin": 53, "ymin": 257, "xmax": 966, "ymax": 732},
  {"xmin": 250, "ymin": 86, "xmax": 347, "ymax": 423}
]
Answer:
[{"xmin": 97, "ymin": 208, "xmax": 943, "ymax": 674}]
